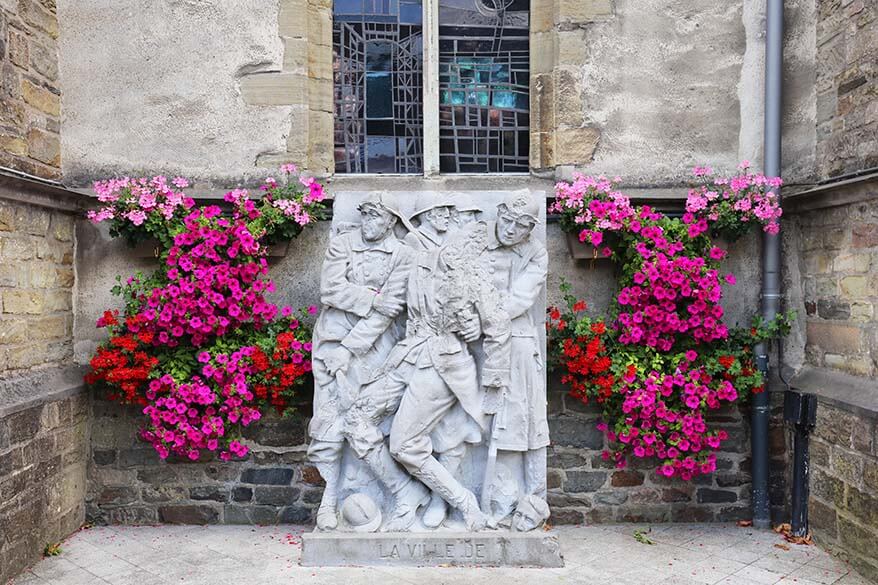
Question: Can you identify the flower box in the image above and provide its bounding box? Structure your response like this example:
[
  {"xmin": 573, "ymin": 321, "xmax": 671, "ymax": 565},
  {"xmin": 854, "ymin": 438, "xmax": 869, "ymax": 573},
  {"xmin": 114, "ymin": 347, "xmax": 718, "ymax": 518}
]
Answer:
[
  {"xmin": 131, "ymin": 238, "xmax": 162, "ymax": 259},
  {"xmin": 565, "ymin": 231, "xmax": 606, "ymax": 260}
]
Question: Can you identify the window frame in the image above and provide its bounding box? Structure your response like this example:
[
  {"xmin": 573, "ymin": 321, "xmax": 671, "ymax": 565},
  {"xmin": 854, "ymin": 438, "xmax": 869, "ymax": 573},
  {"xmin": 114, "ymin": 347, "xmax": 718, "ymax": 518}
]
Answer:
[{"xmin": 331, "ymin": 0, "xmax": 532, "ymax": 178}]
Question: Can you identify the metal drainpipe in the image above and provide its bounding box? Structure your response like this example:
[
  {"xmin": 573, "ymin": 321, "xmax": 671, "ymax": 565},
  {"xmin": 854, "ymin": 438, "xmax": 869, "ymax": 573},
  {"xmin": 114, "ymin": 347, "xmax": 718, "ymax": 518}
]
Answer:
[{"xmin": 752, "ymin": 0, "xmax": 784, "ymax": 530}]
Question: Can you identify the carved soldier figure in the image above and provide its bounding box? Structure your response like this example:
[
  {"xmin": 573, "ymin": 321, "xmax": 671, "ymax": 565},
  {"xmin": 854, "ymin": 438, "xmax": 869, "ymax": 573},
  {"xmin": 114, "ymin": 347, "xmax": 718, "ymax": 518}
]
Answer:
[
  {"xmin": 481, "ymin": 192, "xmax": 550, "ymax": 519},
  {"xmin": 404, "ymin": 192, "xmax": 454, "ymax": 250},
  {"xmin": 410, "ymin": 192, "xmax": 488, "ymax": 528},
  {"xmin": 450, "ymin": 192, "xmax": 484, "ymax": 226},
  {"xmin": 308, "ymin": 192, "xmax": 426, "ymax": 531},
  {"xmin": 345, "ymin": 222, "xmax": 511, "ymax": 531}
]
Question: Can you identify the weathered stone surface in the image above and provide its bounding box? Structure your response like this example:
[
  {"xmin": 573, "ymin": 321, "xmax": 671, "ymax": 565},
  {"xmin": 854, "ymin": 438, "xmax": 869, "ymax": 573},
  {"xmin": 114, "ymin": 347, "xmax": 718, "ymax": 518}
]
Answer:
[
  {"xmin": 696, "ymin": 489, "xmax": 738, "ymax": 504},
  {"xmin": 0, "ymin": 133, "xmax": 26, "ymax": 155},
  {"xmin": 548, "ymin": 415, "xmax": 603, "ymax": 449},
  {"xmin": 610, "ymin": 470, "xmax": 644, "ymax": 487},
  {"xmin": 20, "ymin": 1, "xmax": 58, "ymax": 38},
  {"xmin": 593, "ymin": 491, "xmax": 628, "ymax": 506},
  {"xmin": 817, "ymin": 299, "xmax": 852, "ymax": 320},
  {"xmin": 8, "ymin": 29, "xmax": 29, "ymax": 69},
  {"xmin": 141, "ymin": 486, "xmax": 187, "ymax": 503},
  {"xmin": 239, "ymin": 72, "xmax": 305, "ymax": 106},
  {"xmin": 554, "ymin": 127, "xmax": 600, "ymax": 166},
  {"xmin": 242, "ymin": 414, "xmax": 307, "ymax": 447},
  {"xmin": 240, "ymin": 467, "xmax": 294, "ymax": 486},
  {"xmin": 832, "ymin": 447, "xmax": 864, "ymax": 484},
  {"xmin": 158, "ymin": 505, "xmax": 220, "ymax": 525},
  {"xmin": 279, "ymin": 505, "xmax": 311, "ymax": 524},
  {"xmin": 806, "ymin": 321, "xmax": 862, "ymax": 354},
  {"xmin": 0, "ymin": 392, "xmax": 87, "ymax": 585},
  {"xmin": 548, "ymin": 450, "xmax": 590, "ymax": 469},
  {"xmin": 558, "ymin": 0, "xmax": 614, "ymax": 24},
  {"xmin": 20, "ymin": 78, "xmax": 58, "ymax": 116},
  {"xmin": 189, "ymin": 486, "xmax": 229, "ymax": 503},
  {"xmin": 300, "ymin": 465, "xmax": 324, "ymax": 485},
  {"xmin": 28, "ymin": 39, "xmax": 58, "ymax": 81},
  {"xmin": 98, "ymin": 486, "xmax": 138, "ymax": 505},
  {"xmin": 25, "ymin": 127, "xmax": 59, "ymax": 166},
  {"xmin": 232, "ymin": 486, "xmax": 253, "ymax": 502},
  {"xmin": 564, "ymin": 470, "xmax": 607, "ymax": 493},
  {"xmin": 59, "ymin": 0, "xmax": 289, "ymax": 183},
  {"xmin": 253, "ymin": 486, "xmax": 300, "ymax": 506},
  {"xmin": 301, "ymin": 531, "xmax": 565, "ymax": 568},
  {"xmin": 657, "ymin": 485, "xmax": 693, "ymax": 503}
]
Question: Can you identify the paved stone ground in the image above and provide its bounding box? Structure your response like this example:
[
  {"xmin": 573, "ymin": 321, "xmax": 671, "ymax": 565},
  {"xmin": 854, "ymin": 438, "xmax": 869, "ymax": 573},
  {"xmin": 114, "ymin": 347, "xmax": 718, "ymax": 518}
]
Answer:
[{"xmin": 10, "ymin": 523, "xmax": 872, "ymax": 585}]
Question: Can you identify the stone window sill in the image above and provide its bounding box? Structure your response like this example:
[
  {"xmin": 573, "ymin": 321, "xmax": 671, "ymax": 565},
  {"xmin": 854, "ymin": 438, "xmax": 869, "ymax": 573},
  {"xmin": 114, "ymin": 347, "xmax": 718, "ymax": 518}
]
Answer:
[
  {"xmin": 790, "ymin": 365, "xmax": 878, "ymax": 421},
  {"xmin": 0, "ymin": 365, "xmax": 87, "ymax": 419}
]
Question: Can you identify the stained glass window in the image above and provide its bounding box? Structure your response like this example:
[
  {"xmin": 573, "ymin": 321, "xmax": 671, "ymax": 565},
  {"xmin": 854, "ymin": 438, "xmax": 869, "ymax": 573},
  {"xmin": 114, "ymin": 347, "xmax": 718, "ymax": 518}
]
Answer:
[
  {"xmin": 333, "ymin": 0, "xmax": 424, "ymax": 173},
  {"xmin": 438, "ymin": 0, "xmax": 529, "ymax": 173},
  {"xmin": 332, "ymin": 0, "xmax": 530, "ymax": 174}
]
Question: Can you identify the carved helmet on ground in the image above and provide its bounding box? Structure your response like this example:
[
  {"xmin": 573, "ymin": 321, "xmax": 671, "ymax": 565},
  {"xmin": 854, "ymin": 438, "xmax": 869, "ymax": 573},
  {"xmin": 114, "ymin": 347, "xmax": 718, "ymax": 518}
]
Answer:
[{"xmin": 339, "ymin": 493, "xmax": 382, "ymax": 533}]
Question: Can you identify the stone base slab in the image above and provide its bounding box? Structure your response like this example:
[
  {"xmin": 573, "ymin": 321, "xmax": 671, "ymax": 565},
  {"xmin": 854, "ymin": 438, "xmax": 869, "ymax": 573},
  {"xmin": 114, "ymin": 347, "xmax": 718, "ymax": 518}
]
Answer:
[{"xmin": 301, "ymin": 531, "xmax": 564, "ymax": 567}]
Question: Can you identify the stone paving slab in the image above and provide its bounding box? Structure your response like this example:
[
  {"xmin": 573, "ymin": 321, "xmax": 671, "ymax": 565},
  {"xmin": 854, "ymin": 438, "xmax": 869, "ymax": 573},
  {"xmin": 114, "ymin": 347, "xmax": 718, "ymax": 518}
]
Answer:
[{"xmin": 10, "ymin": 523, "xmax": 872, "ymax": 585}]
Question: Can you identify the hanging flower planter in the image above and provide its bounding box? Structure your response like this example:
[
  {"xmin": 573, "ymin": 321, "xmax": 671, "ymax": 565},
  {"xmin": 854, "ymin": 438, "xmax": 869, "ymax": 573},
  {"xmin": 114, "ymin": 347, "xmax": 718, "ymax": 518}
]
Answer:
[
  {"xmin": 131, "ymin": 238, "xmax": 162, "ymax": 259},
  {"xmin": 548, "ymin": 164, "xmax": 790, "ymax": 480},
  {"xmin": 565, "ymin": 231, "xmax": 607, "ymax": 260},
  {"xmin": 84, "ymin": 167, "xmax": 327, "ymax": 462}
]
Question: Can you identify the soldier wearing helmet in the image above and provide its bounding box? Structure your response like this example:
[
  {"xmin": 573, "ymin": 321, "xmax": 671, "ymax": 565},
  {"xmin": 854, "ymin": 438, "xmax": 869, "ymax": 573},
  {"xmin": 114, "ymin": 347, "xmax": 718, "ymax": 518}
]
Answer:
[
  {"xmin": 450, "ymin": 192, "xmax": 484, "ymax": 227},
  {"xmin": 480, "ymin": 190, "xmax": 550, "ymax": 525},
  {"xmin": 309, "ymin": 191, "xmax": 428, "ymax": 531},
  {"xmin": 405, "ymin": 192, "xmax": 455, "ymax": 250}
]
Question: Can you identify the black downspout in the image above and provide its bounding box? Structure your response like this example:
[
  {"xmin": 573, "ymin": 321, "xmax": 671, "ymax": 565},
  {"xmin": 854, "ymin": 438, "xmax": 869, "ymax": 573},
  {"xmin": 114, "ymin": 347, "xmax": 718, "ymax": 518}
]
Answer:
[
  {"xmin": 752, "ymin": 0, "xmax": 784, "ymax": 531},
  {"xmin": 784, "ymin": 391, "xmax": 818, "ymax": 537}
]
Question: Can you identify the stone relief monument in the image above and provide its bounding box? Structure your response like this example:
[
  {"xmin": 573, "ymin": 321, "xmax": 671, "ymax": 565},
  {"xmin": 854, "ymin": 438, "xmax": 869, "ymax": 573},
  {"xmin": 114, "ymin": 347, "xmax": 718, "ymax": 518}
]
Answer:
[{"xmin": 302, "ymin": 190, "xmax": 562, "ymax": 567}]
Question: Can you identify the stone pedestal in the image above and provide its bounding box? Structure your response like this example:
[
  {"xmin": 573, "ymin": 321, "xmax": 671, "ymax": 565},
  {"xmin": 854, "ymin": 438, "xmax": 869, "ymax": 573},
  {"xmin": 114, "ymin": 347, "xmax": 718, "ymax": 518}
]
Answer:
[{"xmin": 301, "ymin": 531, "xmax": 564, "ymax": 568}]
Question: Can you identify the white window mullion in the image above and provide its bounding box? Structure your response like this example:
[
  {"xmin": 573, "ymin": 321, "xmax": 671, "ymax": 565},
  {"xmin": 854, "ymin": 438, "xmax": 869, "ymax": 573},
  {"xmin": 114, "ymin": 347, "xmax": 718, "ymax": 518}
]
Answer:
[{"xmin": 422, "ymin": 0, "xmax": 440, "ymax": 177}]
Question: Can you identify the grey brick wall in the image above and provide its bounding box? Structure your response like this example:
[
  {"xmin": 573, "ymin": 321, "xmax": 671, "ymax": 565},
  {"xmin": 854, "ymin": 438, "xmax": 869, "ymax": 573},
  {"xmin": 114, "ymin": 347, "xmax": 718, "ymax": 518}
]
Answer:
[
  {"xmin": 87, "ymin": 396, "xmax": 321, "ymax": 527},
  {"xmin": 0, "ymin": 391, "xmax": 88, "ymax": 584},
  {"xmin": 808, "ymin": 401, "xmax": 878, "ymax": 582},
  {"xmin": 544, "ymin": 379, "xmax": 789, "ymax": 525},
  {"xmin": 815, "ymin": 0, "xmax": 877, "ymax": 178},
  {"xmin": 87, "ymin": 379, "xmax": 790, "ymax": 529},
  {"xmin": 795, "ymin": 198, "xmax": 878, "ymax": 377}
]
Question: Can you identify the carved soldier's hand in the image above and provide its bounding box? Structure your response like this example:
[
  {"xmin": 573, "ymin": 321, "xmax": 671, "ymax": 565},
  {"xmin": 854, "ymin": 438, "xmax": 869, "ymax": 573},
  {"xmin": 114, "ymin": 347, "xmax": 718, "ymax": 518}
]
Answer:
[
  {"xmin": 322, "ymin": 345, "xmax": 353, "ymax": 376},
  {"xmin": 459, "ymin": 313, "xmax": 482, "ymax": 342},
  {"xmin": 373, "ymin": 285, "xmax": 405, "ymax": 317}
]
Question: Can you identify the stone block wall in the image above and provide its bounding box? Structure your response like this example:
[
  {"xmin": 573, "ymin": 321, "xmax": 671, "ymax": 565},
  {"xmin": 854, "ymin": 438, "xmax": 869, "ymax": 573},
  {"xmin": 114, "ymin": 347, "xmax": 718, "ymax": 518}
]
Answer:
[
  {"xmin": 529, "ymin": 0, "xmax": 613, "ymax": 171},
  {"xmin": 816, "ymin": 0, "xmax": 877, "ymax": 178},
  {"xmin": 0, "ymin": 0, "xmax": 61, "ymax": 180},
  {"xmin": 0, "ymin": 390, "xmax": 89, "ymax": 584},
  {"xmin": 808, "ymin": 400, "xmax": 878, "ymax": 582},
  {"xmin": 0, "ymin": 197, "xmax": 74, "ymax": 374},
  {"xmin": 239, "ymin": 0, "xmax": 334, "ymax": 175},
  {"xmin": 87, "ymin": 380, "xmax": 789, "ymax": 528},
  {"xmin": 794, "ymin": 197, "xmax": 877, "ymax": 377},
  {"xmin": 88, "ymin": 397, "xmax": 320, "ymax": 526},
  {"xmin": 544, "ymin": 380, "xmax": 789, "ymax": 525}
]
